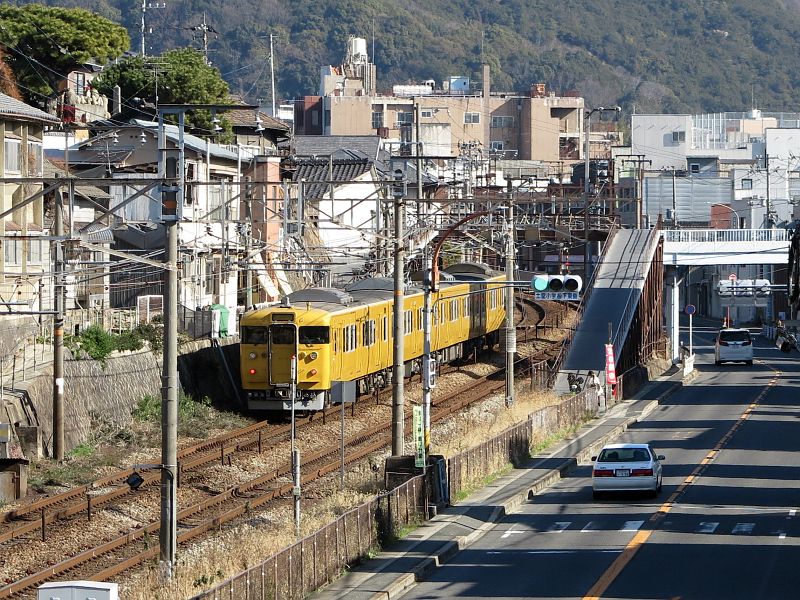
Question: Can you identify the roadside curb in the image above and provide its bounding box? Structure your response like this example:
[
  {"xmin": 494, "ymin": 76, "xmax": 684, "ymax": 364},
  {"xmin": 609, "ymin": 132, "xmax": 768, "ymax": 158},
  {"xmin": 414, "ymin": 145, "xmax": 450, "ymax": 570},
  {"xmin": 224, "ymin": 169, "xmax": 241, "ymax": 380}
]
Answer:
[{"xmin": 333, "ymin": 379, "xmax": 683, "ymax": 600}]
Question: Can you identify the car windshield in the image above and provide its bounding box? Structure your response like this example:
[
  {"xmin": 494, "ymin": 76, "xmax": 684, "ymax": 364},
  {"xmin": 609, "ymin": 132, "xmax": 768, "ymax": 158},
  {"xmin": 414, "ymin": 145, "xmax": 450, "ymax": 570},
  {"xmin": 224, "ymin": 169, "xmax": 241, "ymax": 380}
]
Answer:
[
  {"xmin": 719, "ymin": 330, "xmax": 751, "ymax": 342},
  {"xmin": 598, "ymin": 448, "xmax": 651, "ymax": 462}
]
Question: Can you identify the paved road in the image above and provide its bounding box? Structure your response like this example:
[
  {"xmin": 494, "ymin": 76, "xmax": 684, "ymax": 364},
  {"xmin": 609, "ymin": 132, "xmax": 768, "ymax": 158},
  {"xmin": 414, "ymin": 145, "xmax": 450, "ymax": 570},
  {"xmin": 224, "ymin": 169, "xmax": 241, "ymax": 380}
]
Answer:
[{"xmin": 401, "ymin": 327, "xmax": 800, "ymax": 600}]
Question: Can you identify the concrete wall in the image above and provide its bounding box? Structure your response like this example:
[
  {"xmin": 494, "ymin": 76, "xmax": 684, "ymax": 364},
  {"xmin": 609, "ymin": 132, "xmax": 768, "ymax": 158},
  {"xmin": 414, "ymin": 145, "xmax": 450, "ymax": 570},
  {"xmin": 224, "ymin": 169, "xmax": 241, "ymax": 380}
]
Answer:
[{"xmin": 1, "ymin": 338, "xmax": 241, "ymax": 457}]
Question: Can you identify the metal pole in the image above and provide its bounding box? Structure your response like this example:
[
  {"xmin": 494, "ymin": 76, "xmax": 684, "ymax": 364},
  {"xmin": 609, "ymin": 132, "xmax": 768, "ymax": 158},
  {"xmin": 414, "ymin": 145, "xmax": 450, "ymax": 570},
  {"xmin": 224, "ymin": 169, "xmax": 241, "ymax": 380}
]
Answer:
[
  {"xmin": 422, "ymin": 252, "xmax": 432, "ymax": 455},
  {"xmin": 504, "ymin": 181, "xmax": 515, "ymax": 407},
  {"xmin": 290, "ymin": 350, "xmax": 300, "ymax": 537},
  {"xmin": 583, "ymin": 111, "xmax": 591, "ymax": 279},
  {"xmin": 269, "ymin": 34, "xmax": 276, "ymax": 118},
  {"xmin": 391, "ymin": 173, "xmax": 406, "ymax": 457},
  {"xmin": 158, "ymin": 109, "xmax": 180, "ymax": 575},
  {"xmin": 689, "ymin": 312, "xmax": 693, "ymax": 356},
  {"xmin": 244, "ymin": 172, "xmax": 253, "ymax": 309},
  {"xmin": 340, "ymin": 393, "xmax": 345, "ymax": 487}
]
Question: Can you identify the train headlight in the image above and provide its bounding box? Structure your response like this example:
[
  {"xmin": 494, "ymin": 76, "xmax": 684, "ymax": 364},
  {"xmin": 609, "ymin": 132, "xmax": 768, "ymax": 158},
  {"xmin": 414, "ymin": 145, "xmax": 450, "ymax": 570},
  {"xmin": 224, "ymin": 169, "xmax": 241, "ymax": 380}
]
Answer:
[
  {"xmin": 248, "ymin": 352, "xmax": 257, "ymax": 359},
  {"xmin": 309, "ymin": 352, "xmax": 318, "ymax": 360},
  {"xmin": 309, "ymin": 368, "xmax": 318, "ymax": 376}
]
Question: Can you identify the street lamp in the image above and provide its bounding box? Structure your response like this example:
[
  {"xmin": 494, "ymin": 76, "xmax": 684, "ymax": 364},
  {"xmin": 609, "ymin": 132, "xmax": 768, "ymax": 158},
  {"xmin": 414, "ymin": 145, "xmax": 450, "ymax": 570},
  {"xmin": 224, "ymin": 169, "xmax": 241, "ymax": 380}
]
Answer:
[{"xmin": 583, "ymin": 106, "xmax": 620, "ymax": 279}]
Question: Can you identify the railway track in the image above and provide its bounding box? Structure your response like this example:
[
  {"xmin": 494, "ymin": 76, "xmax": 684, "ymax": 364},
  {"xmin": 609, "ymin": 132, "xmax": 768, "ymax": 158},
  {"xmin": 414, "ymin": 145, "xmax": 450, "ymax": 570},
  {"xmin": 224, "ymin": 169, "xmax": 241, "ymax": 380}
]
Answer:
[{"xmin": 0, "ymin": 298, "xmax": 570, "ymax": 597}]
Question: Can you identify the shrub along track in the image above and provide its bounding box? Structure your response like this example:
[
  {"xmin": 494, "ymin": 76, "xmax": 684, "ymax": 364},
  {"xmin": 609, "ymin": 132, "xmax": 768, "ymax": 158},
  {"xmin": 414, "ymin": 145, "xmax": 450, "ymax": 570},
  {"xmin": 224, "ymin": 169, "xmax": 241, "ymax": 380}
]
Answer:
[{"xmin": 0, "ymin": 298, "xmax": 572, "ymax": 597}]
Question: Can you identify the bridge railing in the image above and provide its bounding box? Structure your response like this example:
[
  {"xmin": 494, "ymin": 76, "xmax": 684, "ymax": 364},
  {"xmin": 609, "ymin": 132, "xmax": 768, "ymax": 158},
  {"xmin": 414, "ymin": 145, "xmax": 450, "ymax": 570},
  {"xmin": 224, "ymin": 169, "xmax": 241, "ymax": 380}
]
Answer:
[{"xmin": 662, "ymin": 228, "xmax": 788, "ymax": 243}]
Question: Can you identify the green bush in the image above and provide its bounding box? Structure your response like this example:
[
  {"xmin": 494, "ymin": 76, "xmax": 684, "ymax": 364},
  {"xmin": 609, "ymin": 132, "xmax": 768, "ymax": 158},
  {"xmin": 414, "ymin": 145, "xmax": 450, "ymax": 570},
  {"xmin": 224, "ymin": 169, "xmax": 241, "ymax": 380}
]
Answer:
[
  {"xmin": 74, "ymin": 325, "xmax": 115, "ymax": 362},
  {"xmin": 114, "ymin": 331, "xmax": 144, "ymax": 352}
]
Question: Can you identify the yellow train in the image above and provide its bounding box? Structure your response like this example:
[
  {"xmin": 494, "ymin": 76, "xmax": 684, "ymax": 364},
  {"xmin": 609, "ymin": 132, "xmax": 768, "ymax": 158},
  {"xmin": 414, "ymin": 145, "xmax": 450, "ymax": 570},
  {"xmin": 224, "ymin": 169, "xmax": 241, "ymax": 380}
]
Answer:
[{"xmin": 239, "ymin": 263, "xmax": 506, "ymax": 411}]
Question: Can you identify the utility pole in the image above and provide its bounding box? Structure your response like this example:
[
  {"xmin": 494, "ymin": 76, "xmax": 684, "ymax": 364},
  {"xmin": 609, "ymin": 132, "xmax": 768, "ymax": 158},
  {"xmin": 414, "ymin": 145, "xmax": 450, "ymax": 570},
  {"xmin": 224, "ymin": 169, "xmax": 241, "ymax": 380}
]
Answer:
[
  {"xmin": 244, "ymin": 175, "xmax": 253, "ymax": 309},
  {"xmin": 671, "ymin": 168, "xmax": 677, "ymax": 225},
  {"xmin": 269, "ymin": 34, "xmax": 276, "ymax": 118},
  {"xmin": 157, "ymin": 107, "xmax": 181, "ymax": 576},
  {"xmin": 504, "ymin": 181, "xmax": 515, "ymax": 407},
  {"xmin": 391, "ymin": 166, "xmax": 406, "ymax": 457},
  {"xmin": 52, "ymin": 133, "xmax": 66, "ymax": 461},
  {"xmin": 583, "ymin": 112, "xmax": 592, "ymax": 279},
  {"xmin": 765, "ymin": 152, "xmax": 771, "ymax": 228}
]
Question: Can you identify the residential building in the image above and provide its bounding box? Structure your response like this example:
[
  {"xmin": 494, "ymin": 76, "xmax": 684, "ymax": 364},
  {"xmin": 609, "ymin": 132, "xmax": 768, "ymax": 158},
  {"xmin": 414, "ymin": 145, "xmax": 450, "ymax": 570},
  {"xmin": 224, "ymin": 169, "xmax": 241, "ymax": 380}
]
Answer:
[
  {"xmin": 0, "ymin": 93, "xmax": 59, "ymax": 339},
  {"xmin": 294, "ymin": 39, "xmax": 586, "ymax": 166}
]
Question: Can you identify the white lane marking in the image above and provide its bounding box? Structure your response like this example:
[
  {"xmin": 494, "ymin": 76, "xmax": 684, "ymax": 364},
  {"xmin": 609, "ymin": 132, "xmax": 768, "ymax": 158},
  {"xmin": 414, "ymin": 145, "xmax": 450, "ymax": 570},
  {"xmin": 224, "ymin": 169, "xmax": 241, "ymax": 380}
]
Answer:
[
  {"xmin": 697, "ymin": 522, "xmax": 719, "ymax": 534},
  {"xmin": 486, "ymin": 549, "xmax": 619, "ymax": 555},
  {"xmin": 621, "ymin": 520, "xmax": 645, "ymax": 532},
  {"xmin": 732, "ymin": 523, "xmax": 755, "ymax": 534},
  {"xmin": 548, "ymin": 521, "xmax": 571, "ymax": 532},
  {"xmin": 581, "ymin": 521, "xmax": 599, "ymax": 532},
  {"xmin": 500, "ymin": 529, "xmax": 525, "ymax": 539}
]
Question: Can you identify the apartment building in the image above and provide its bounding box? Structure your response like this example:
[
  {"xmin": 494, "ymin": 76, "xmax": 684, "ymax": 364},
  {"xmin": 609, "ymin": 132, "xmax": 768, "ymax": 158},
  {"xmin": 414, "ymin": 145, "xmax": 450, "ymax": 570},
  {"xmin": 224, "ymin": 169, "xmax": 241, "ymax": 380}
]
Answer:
[{"xmin": 294, "ymin": 42, "xmax": 585, "ymax": 163}]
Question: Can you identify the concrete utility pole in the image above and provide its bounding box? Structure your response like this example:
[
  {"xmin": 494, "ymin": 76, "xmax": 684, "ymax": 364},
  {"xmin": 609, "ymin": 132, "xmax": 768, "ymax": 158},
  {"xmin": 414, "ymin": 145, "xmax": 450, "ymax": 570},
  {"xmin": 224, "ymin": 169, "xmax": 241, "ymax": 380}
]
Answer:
[
  {"xmin": 504, "ymin": 181, "xmax": 516, "ymax": 407},
  {"xmin": 52, "ymin": 172, "xmax": 65, "ymax": 461},
  {"xmin": 391, "ymin": 167, "xmax": 406, "ymax": 457},
  {"xmin": 157, "ymin": 108, "xmax": 180, "ymax": 576},
  {"xmin": 269, "ymin": 34, "xmax": 277, "ymax": 118},
  {"xmin": 619, "ymin": 154, "xmax": 651, "ymax": 228}
]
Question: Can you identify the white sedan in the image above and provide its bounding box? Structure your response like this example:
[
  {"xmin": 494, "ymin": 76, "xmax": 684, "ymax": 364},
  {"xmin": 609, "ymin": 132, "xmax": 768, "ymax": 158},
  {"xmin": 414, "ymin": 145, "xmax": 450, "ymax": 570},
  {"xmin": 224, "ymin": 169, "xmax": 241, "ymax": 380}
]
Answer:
[{"xmin": 591, "ymin": 443, "xmax": 664, "ymax": 499}]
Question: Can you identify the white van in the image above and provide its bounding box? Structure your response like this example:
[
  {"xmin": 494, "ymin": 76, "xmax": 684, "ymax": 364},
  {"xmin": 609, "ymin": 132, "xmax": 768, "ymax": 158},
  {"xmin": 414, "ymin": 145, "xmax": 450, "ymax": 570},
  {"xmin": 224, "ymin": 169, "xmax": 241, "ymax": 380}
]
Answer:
[{"xmin": 714, "ymin": 328, "xmax": 753, "ymax": 365}]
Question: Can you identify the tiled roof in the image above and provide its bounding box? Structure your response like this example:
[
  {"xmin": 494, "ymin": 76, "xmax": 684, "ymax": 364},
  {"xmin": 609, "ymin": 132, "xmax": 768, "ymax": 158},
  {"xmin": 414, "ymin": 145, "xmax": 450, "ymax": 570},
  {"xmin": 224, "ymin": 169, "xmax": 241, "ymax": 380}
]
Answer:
[
  {"xmin": 228, "ymin": 109, "xmax": 290, "ymax": 132},
  {"xmin": 289, "ymin": 155, "xmax": 373, "ymax": 199},
  {"xmin": 292, "ymin": 136, "xmax": 382, "ymax": 161},
  {"xmin": 43, "ymin": 157, "xmax": 111, "ymax": 200},
  {"xmin": 0, "ymin": 93, "xmax": 59, "ymax": 124}
]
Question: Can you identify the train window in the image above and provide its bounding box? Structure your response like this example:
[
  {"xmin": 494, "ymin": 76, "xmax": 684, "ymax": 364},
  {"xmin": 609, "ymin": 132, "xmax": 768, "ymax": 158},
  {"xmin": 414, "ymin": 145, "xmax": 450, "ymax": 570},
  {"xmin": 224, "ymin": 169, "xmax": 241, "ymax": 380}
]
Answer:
[
  {"xmin": 344, "ymin": 324, "xmax": 357, "ymax": 352},
  {"xmin": 299, "ymin": 326, "xmax": 329, "ymax": 344},
  {"xmin": 362, "ymin": 320, "xmax": 376, "ymax": 346},
  {"xmin": 451, "ymin": 299, "xmax": 458, "ymax": 321},
  {"xmin": 270, "ymin": 324, "xmax": 295, "ymax": 345},
  {"xmin": 242, "ymin": 326, "xmax": 268, "ymax": 344},
  {"xmin": 404, "ymin": 310, "xmax": 412, "ymax": 335},
  {"xmin": 417, "ymin": 308, "xmax": 422, "ymax": 330},
  {"xmin": 382, "ymin": 316, "xmax": 388, "ymax": 341},
  {"xmin": 463, "ymin": 298, "xmax": 470, "ymax": 318}
]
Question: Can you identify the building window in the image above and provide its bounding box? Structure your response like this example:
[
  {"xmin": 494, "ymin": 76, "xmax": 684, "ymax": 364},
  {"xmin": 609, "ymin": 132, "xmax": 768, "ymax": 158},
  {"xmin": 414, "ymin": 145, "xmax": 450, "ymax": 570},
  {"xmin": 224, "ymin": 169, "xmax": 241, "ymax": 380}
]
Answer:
[
  {"xmin": 27, "ymin": 239, "xmax": 42, "ymax": 264},
  {"xmin": 672, "ymin": 131, "xmax": 686, "ymax": 143},
  {"xmin": 4, "ymin": 139, "xmax": 21, "ymax": 173},
  {"xmin": 490, "ymin": 141, "xmax": 505, "ymax": 151},
  {"xmin": 491, "ymin": 115, "xmax": 513, "ymax": 128},
  {"xmin": 397, "ymin": 111, "xmax": 413, "ymax": 124},
  {"xmin": 420, "ymin": 110, "xmax": 433, "ymax": 118},
  {"xmin": 689, "ymin": 163, "xmax": 700, "ymax": 174},
  {"xmin": 4, "ymin": 238, "xmax": 21, "ymax": 265},
  {"xmin": 27, "ymin": 142, "xmax": 43, "ymax": 176},
  {"xmin": 75, "ymin": 72, "xmax": 86, "ymax": 96},
  {"xmin": 742, "ymin": 178, "xmax": 753, "ymax": 190},
  {"xmin": 464, "ymin": 112, "xmax": 480, "ymax": 124},
  {"xmin": 324, "ymin": 110, "xmax": 331, "ymax": 126},
  {"xmin": 372, "ymin": 111, "xmax": 383, "ymax": 129}
]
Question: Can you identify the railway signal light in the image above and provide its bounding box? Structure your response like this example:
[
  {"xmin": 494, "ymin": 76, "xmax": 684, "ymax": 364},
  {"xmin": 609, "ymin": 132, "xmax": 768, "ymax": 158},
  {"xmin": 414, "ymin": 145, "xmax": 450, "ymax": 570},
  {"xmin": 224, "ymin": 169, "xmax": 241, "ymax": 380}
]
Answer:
[{"xmin": 531, "ymin": 274, "xmax": 583, "ymax": 297}]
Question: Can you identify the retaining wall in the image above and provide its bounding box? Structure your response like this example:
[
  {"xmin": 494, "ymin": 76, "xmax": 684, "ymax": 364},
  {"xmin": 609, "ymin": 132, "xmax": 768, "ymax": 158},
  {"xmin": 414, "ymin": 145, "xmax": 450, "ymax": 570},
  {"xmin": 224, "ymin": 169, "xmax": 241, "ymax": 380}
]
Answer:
[{"xmin": 0, "ymin": 338, "xmax": 240, "ymax": 457}]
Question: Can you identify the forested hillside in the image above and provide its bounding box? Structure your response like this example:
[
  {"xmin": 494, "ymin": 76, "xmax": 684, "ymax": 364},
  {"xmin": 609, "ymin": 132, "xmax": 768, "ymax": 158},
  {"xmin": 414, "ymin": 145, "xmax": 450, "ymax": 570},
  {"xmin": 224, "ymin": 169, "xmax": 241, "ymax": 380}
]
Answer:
[{"xmin": 15, "ymin": 0, "xmax": 800, "ymax": 113}]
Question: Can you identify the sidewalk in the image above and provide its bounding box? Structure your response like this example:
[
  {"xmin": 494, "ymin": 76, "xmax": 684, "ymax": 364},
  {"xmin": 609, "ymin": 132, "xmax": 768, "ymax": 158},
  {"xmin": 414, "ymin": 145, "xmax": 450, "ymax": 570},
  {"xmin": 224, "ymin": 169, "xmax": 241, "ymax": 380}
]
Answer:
[{"xmin": 311, "ymin": 374, "xmax": 684, "ymax": 600}]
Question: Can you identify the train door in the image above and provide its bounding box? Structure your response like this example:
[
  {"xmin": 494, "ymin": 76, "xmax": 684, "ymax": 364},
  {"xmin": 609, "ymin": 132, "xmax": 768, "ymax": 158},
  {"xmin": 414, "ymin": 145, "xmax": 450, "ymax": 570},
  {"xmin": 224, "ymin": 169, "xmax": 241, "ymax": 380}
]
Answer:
[{"xmin": 268, "ymin": 323, "xmax": 296, "ymax": 385}]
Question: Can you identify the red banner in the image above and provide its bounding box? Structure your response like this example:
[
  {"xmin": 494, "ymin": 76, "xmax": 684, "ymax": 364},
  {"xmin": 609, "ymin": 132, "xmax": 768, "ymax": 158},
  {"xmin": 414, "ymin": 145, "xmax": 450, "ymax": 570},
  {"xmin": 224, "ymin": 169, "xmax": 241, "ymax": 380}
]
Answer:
[{"xmin": 605, "ymin": 344, "xmax": 617, "ymax": 385}]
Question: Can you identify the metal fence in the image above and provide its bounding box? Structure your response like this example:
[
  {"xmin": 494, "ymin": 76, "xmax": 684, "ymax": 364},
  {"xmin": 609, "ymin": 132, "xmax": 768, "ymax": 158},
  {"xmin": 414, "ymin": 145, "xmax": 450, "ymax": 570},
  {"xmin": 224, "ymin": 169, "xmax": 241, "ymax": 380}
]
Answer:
[
  {"xmin": 194, "ymin": 389, "xmax": 595, "ymax": 600},
  {"xmin": 191, "ymin": 475, "xmax": 427, "ymax": 600},
  {"xmin": 448, "ymin": 389, "xmax": 594, "ymax": 501},
  {"xmin": 178, "ymin": 305, "xmax": 213, "ymax": 340}
]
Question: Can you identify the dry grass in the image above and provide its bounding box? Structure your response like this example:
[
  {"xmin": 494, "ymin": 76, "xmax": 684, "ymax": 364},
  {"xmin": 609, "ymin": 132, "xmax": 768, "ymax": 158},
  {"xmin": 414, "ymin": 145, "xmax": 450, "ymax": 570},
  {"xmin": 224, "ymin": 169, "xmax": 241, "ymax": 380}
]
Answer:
[{"xmin": 122, "ymin": 484, "xmax": 376, "ymax": 600}]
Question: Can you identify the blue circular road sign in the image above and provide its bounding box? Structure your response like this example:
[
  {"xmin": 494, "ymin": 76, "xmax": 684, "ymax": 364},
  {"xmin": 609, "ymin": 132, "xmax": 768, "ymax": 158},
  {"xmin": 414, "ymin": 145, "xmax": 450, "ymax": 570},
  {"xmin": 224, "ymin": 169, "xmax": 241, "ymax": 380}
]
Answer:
[{"xmin": 684, "ymin": 304, "xmax": 696, "ymax": 315}]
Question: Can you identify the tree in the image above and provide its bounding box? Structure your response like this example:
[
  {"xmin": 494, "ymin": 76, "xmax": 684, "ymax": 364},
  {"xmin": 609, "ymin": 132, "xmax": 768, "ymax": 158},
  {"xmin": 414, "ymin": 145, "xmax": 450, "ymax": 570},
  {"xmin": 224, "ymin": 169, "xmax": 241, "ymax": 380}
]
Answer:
[
  {"xmin": 0, "ymin": 4, "xmax": 129, "ymax": 103},
  {"xmin": 94, "ymin": 48, "xmax": 231, "ymax": 136}
]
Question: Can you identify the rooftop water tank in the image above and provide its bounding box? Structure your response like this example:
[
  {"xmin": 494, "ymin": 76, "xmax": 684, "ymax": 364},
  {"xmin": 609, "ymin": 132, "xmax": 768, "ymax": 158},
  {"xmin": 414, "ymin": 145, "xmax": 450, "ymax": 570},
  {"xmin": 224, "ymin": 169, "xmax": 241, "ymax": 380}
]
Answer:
[{"xmin": 349, "ymin": 37, "xmax": 368, "ymax": 63}]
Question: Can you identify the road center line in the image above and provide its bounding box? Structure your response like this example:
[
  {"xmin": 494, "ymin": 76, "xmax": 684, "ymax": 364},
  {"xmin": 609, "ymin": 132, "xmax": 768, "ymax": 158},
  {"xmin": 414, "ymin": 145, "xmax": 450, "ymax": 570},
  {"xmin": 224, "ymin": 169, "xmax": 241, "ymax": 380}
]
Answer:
[{"xmin": 582, "ymin": 364, "xmax": 780, "ymax": 600}]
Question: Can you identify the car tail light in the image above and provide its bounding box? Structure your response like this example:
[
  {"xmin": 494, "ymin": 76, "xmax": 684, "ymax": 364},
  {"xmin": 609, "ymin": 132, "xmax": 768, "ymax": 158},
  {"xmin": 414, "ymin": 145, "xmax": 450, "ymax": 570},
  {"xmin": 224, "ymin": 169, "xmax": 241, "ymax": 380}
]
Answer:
[
  {"xmin": 631, "ymin": 468, "xmax": 653, "ymax": 476},
  {"xmin": 742, "ymin": 340, "xmax": 751, "ymax": 346},
  {"xmin": 718, "ymin": 340, "xmax": 729, "ymax": 346},
  {"xmin": 249, "ymin": 368, "xmax": 256, "ymax": 375},
  {"xmin": 593, "ymin": 469, "xmax": 614, "ymax": 477}
]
